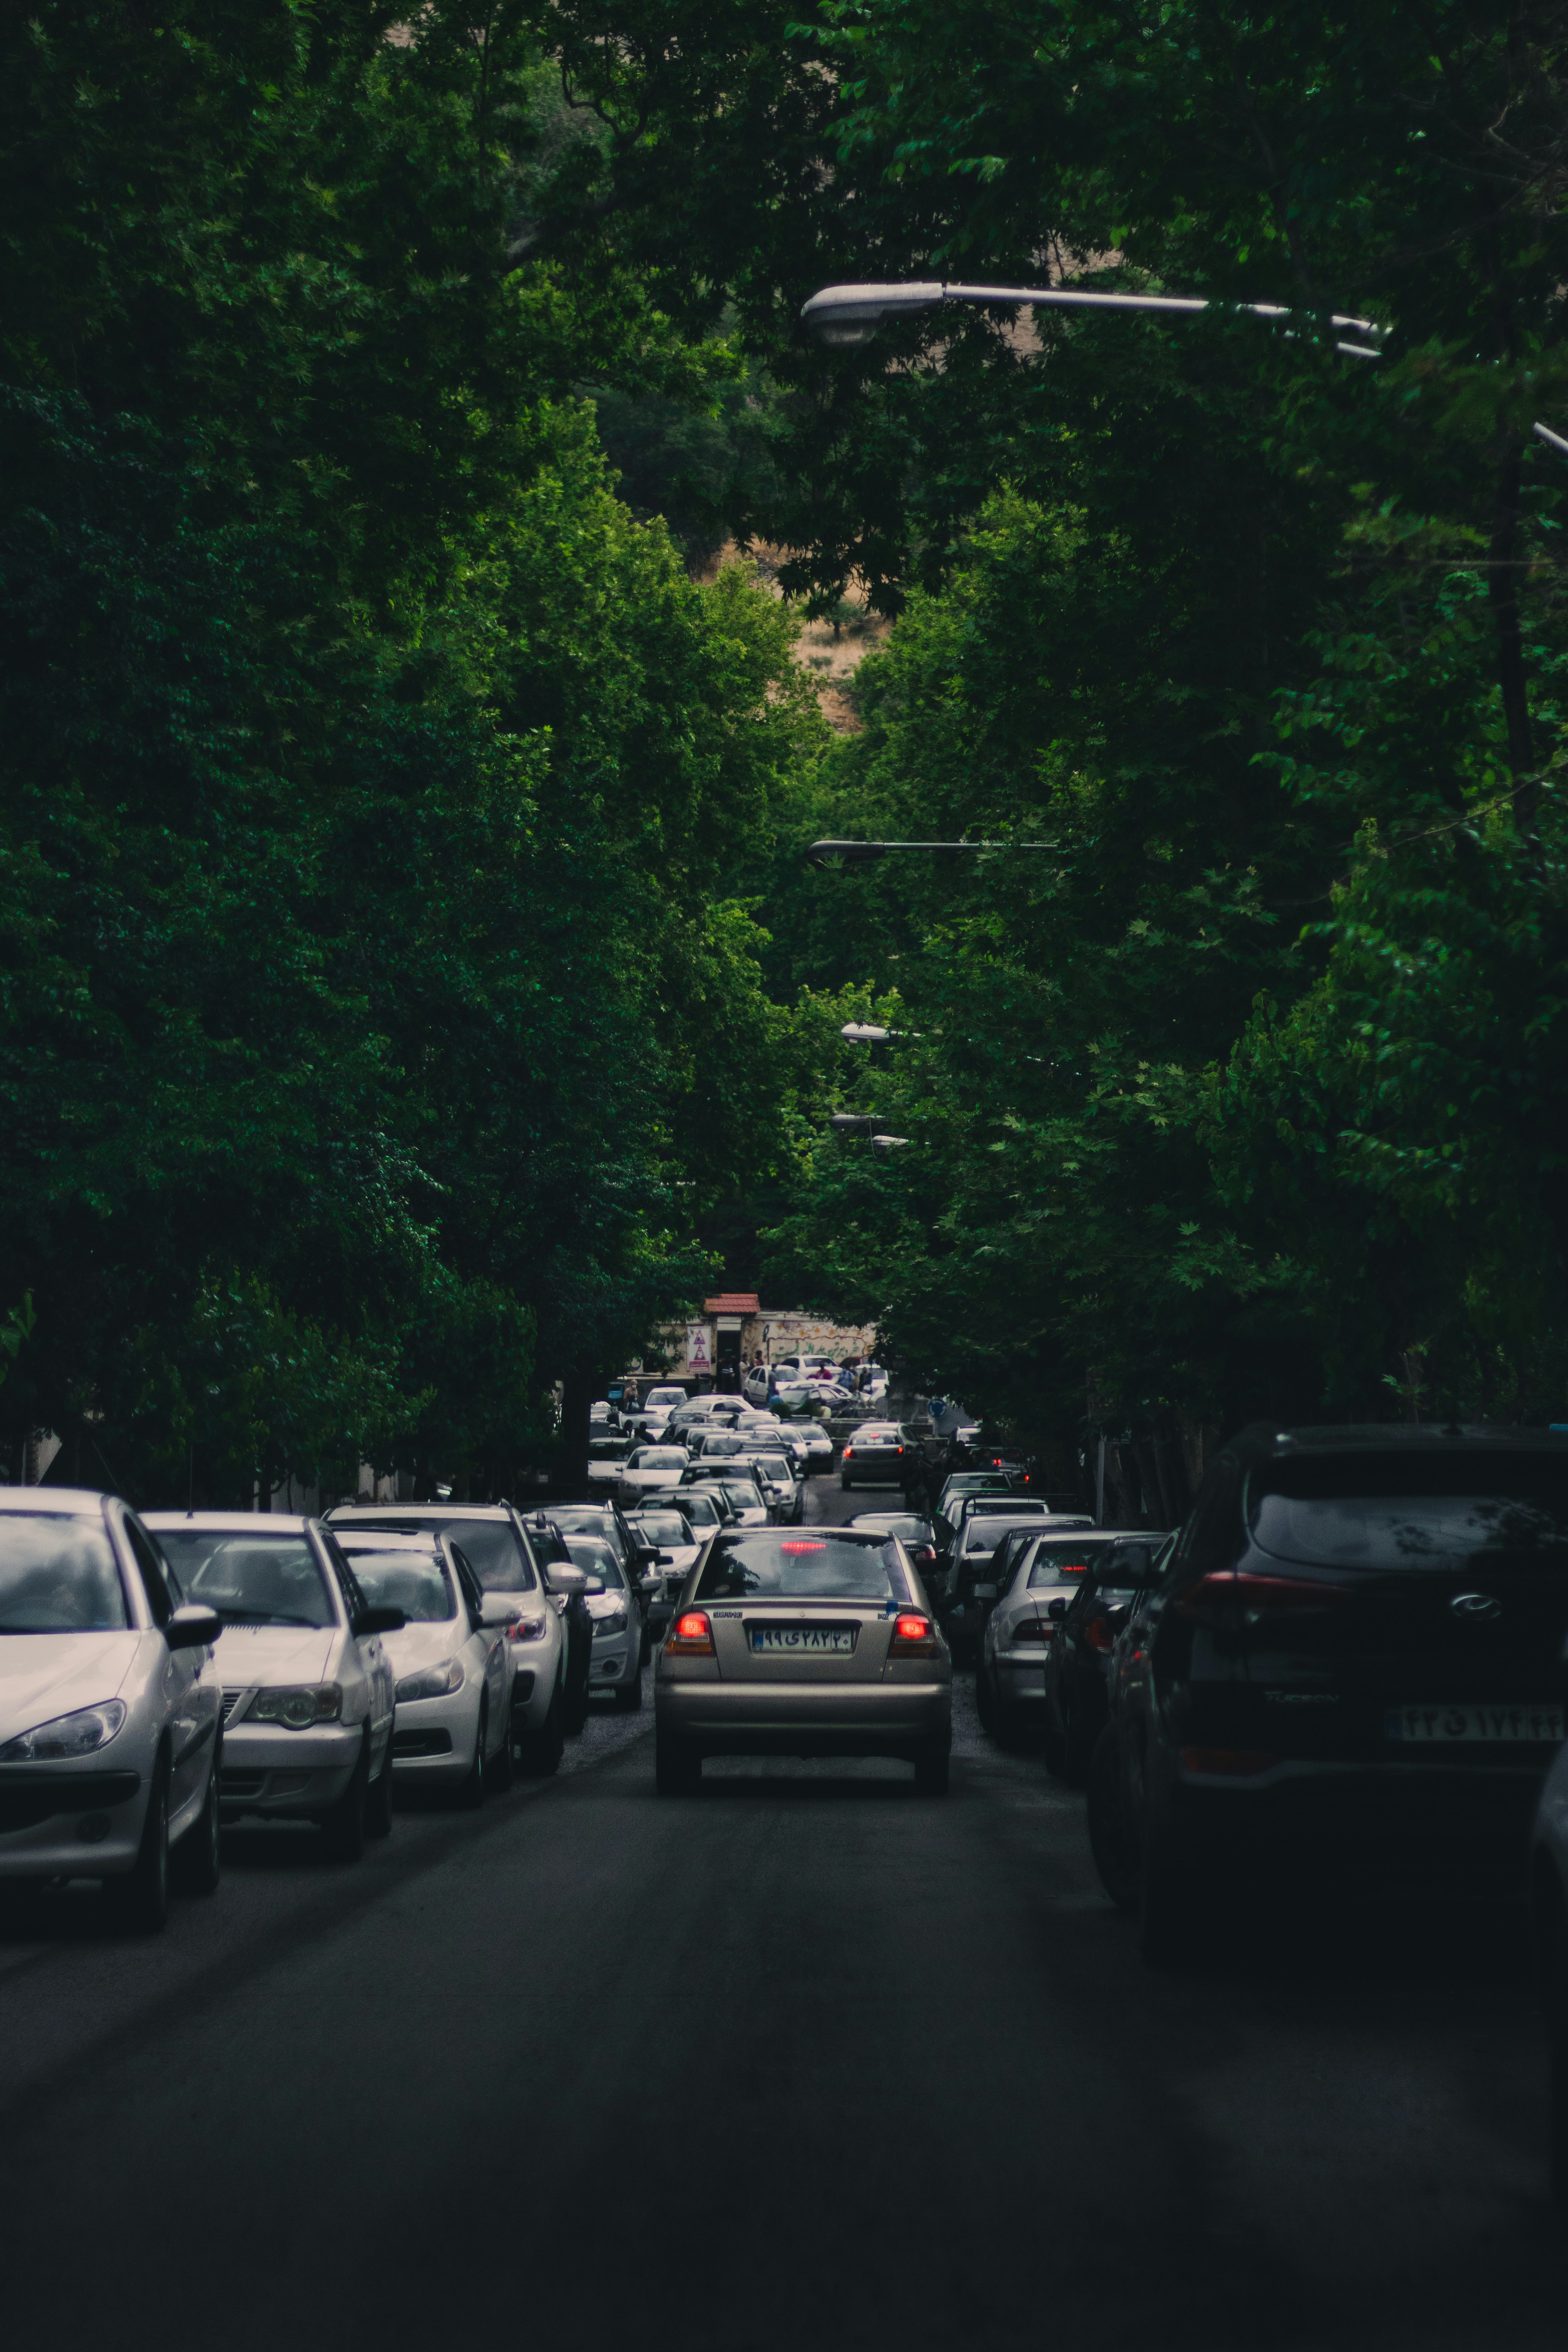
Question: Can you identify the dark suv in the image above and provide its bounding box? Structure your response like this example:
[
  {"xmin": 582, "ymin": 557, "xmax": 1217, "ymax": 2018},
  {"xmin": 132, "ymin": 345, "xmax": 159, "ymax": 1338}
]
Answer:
[{"xmin": 1092, "ymin": 1424, "xmax": 1568, "ymax": 1964}]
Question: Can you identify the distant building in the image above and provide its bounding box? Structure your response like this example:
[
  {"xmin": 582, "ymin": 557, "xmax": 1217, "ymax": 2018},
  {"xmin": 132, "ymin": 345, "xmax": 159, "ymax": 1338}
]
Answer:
[{"xmin": 647, "ymin": 1302, "xmax": 876, "ymax": 1384}]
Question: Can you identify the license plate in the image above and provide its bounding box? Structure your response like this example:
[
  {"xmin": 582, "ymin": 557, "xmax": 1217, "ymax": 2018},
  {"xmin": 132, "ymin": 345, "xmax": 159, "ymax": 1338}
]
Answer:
[
  {"xmin": 750, "ymin": 1626, "xmax": 856, "ymax": 1654},
  {"xmin": 1385, "ymin": 1703, "xmax": 1565, "ymax": 1744}
]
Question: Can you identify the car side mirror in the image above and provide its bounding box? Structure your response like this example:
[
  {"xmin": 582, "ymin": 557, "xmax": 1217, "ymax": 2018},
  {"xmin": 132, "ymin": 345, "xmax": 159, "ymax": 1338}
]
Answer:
[
  {"xmin": 166, "ymin": 1604, "xmax": 223, "ymax": 1651},
  {"xmin": 545, "ymin": 1564, "xmax": 587, "ymax": 1598},
  {"xmin": 353, "ymin": 1604, "xmax": 406, "ymax": 1636},
  {"xmin": 636, "ymin": 1543, "xmax": 659, "ymax": 1565},
  {"xmin": 1046, "ymin": 1596, "xmax": 1070, "ymax": 1622}
]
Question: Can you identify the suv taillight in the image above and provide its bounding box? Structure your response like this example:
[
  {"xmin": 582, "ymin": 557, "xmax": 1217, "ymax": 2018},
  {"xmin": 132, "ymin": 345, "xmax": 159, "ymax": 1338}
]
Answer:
[
  {"xmin": 666, "ymin": 1610, "xmax": 715, "ymax": 1656},
  {"xmin": 890, "ymin": 1613, "xmax": 938, "ymax": 1657},
  {"xmin": 1177, "ymin": 1571, "xmax": 1346, "ymax": 1626}
]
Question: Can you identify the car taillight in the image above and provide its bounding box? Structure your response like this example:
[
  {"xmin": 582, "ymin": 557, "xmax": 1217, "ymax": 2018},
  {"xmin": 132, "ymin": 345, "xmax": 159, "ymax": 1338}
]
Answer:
[
  {"xmin": 666, "ymin": 1610, "xmax": 715, "ymax": 1656},
  {"xmin": 1177, "ymin": 1571, "xmax": 1346, "ymax": 1626},
  {"xmin": 890, "ymin": 1613, "xmax": 939, "ymax": 1656},
  {"xmin": 1009, "ymin": 1619, "xmax": 1052, "ymax": 1645},
  {"xmin": 913, "ymin": 1546, "xmax": 936, "ymax": 1566},
  {"xmin": 1085, "ymin": 1615, "xmax": 1116, "ymax": 1655},
  {"xmin": 842, "ymin": 1445, "xmax": 853, "ymax": 1458}
]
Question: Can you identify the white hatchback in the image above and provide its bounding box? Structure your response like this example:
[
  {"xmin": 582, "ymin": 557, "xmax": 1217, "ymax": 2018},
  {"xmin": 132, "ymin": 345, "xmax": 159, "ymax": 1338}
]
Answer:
[
  {"xmin": 0, "ymin": 1488, "xmax": 225, "ymax": 1929},
  {"xmin": 146, "ymin": 1513, "xmax": 399, "ymax": 1859},
  {"xmin": 333, "ymin": 1531, "xmax": 515, "ymax": 1804}
]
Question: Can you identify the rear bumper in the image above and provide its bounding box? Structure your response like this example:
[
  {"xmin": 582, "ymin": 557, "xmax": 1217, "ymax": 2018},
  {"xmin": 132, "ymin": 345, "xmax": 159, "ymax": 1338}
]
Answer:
[{"xmin": 657, "ymin": 1679, "xmax": 949, "ymax": 1755}]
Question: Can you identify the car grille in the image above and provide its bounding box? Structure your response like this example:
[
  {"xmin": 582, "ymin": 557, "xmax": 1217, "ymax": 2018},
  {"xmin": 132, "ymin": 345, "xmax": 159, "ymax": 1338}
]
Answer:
[{"xmin": 392, "ymin": 1729, "xmax": 453, "ymax": 1759}]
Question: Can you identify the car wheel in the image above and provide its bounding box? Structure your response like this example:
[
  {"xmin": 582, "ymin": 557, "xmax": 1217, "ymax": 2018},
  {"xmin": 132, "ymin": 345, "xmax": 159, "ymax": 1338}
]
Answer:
[
  {"xmin": 108, "ymin": 1750, "xmax": 170, "ymax": 1932},
  {"xmin": 1063, "ymin": 1709, "xmax": 1099, "ymax": 1791},
  {"xmin": 172, "ymin": 1744, "xmax": 222, "ymax": 1895},
  {"xmin": 457, "ymin": 1701, "xmax": 488, "ymax": 1811},
  {"xmin": 485, "ymin": 1707, "xmax": 515, "ymax": 1792},
  {"xmin": 913, "ymin": 1744, "xmax": 950, "ymax": 1796},
  {"xmin": 322, "ymin": 1733, "xmax": 370, "ymax": 1861},
  {"xmin": 655, "ymin": 1737, "xmax": 700, "ymax": 1794},
  {"xmin": 613, "ymin": 1666, "xmax": 643, "ymax": 1712},
  {"xmin": 1086, "ymin": 1726, "xmax": 1141, "ymax": 1913},
  {"xmin": 107, "ymin": 1750, "xmax": 171, "ymax": 1928},
  {"xmin": 517, "ymin": 1680, "xmax": 565, "ymax": 1776},
  {"xmin": 974, "ymin": 1659, "xmax": 995, "ymax": 1732},
  {"xmin": 365, "ymin": 1739, "xmax": 395, "ymax": 1838},
  {"xmin": 1041, "ymin": 1699, "xmax": 1069, "ymax": 1782}
]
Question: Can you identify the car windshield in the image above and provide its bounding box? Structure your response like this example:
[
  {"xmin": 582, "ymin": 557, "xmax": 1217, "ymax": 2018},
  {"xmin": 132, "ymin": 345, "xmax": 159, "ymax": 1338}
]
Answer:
[
  {"xmin": 695, "ymin": 1534, "xmax": 912, "ymax": 1603},
  {"xmin": 158, "ymin": 1530, "xmax": 336, "ymax": 1625},
  {"xmin": 1027, "ymin": 1541, "xmax": 1111, "ymax": 1586},
  {"xmin": 853, "ymin": 1515, "xmax": 932, "ymax": 1544},
  {"xmin": 0, "ymin": 1512, "xmax": 128, "ymax": 1633},
  {"xmin": 645, "ymin": 1389, "xmax": 686, "ymax": 1408},
  {"xmin": 676, "ymin": 1495, "xmax": 721, "ymax": 1529},
  {"xmin": 336, "ymin": 1515, "xmax": 537, "ymax": 1593},
  {"xmin": 588, "ymin": 1438, "xmax": 629, "ymax": 1460},
  {"xmin": 340, "ymin": 1545, "xmax": 456, "ymax": 1622},
  {"xmin": 699, "ymin": 1435, "xmax": 747, "ymax": 1456},
  {"xmin": 631, "ymin": 1449, "xmax": 686, "ymax": 1468},
  {"xmin": 566, "ymin": 1537, "xmax": 625, "ymax": 1588},
  {"xmin": 1249, "ymin": 1454, "xmax": 1568, "ymax": 1568},
  {"xmin": 630, "ymin": 1513, "xmax": 692, "ymax": 1546}
]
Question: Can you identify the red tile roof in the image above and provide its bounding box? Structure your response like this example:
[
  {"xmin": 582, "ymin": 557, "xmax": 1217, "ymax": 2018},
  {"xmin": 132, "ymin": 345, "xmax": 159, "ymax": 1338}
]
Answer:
[{"xmin": 702, "ymin": 1293, "xmax": 760, "ymax": 1314}]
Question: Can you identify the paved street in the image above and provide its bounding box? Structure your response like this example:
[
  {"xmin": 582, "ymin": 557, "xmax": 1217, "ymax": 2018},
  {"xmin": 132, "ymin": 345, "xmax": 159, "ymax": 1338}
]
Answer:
[{"xmin": 3, "ymin": 1472, "xmax": 1566, "ymax": 2352}]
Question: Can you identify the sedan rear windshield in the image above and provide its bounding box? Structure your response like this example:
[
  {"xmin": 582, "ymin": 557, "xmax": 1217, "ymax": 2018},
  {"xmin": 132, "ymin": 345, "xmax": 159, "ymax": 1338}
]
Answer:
[
  {"xmin": 629, "ymin": 1513, "xmax": 693, "ymax": 1546},
  {"xmin": 339, "ymin": 1516, "xmax": 537, "ymax": 1593},
  {"xmin": 695, "ymin": 1535, "xmax": 912, "ymax": 1603},
  {"xmin": 0, "ymin": 1513, "xmax": 128, "ymax": 1633},
  {"xmin": 160, "ymin": 1530, "xmax": 337, "ymax": 1626},
  {"xmin": 631, "ymin": 1449, "xmax": 687, "ymax": 1468},
  {"xmin": 698, "ymin": 1436, "xmax": 747, "ymax": 1456},
  {"xmin": 1249, "ymin": 1454, "xmax": 1568, "ymax": 1569},
  {"xmin": 340, "ymin": 1547, "xmax": 456, "ymax": 1622},
  {"xmin": 1027, "ymin": 1541, "xmax": 1112, "ymax": 1587}
]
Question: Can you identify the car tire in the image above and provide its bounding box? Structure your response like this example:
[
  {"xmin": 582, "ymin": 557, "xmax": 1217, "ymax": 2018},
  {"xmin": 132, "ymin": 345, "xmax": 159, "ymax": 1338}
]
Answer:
[
  {"xmin": 1041, "ymin": 1700, "xmax": 1069, "ymax": 1781},
  {"xmin": 365, "ymin": 1740, "xmax": 395, "ymax": 1838},
  {"xmin": 913, "ymin": 1745, "xmax": 950, "ymax": 1797},
  {"xmin": 485, "ymin": 1707, "xmax": 515, "ymax": 1792},
  {"xmin": 613, "ymin": 1667, "xmax": 643, "ymax": 1712},
  {"xmin": 106, "ymin": 1750, "xmax": 171, "ymax": 1933},
  {"xmin": 457, "ymin": 1701, "xmax": 488, "ymax": 1811},
  {"xmin": 517, "ymin": 1680, "xmax": 565, "ymax": 1776},
  {"xmin": 172, "ymin": 1745, "xmax": 222, "ymax": 1896},
  {"xmin": 974, "ymin": 1659, "xmax": 995, "ymax": 1733},
  {"xmin": 1063, "ymin": 1711, "xmax": 1098, "ymax": 1791},
  {"xmin": 322, "ymin": 1733, "xmax": 370, "ymax": 1861},
  {"xmin": 655, "ymin": 1737, "xmax": 700, "ymax": 1794},
  {"xmin": 1086, "ymin": 1726, "xmax": 1141, "ymax": 1913}
]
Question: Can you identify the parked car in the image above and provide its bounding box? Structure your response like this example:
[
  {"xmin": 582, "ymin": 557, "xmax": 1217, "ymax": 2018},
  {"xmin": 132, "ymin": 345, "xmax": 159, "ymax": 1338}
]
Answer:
[
  {"xmin": 624, "ymin": 1507, "xmax": 705, "ymax": 1639},
  {"xmin": 839, "ymin": 1422, "xmax": 910, "ymax": 1489},
  {"xmin": 973, "ymin": 1531, "xmax": 1127, "ymax": 1734},
  {"xmin": 564, "ymin": 1535, "xmax": 644, "ymax": 1710},
  {"xmin": 0, "ymin": 1488, "xmax": 224, "ymax": 1929},
  {"xmin": 1092, "ymin": 1423, "xmax": 1568, "ymax": 1965},
  {"xmin": 655, "ymin": 1525, "xmax": 952, "ymax": 1793},
  {"xmin": 323, "ymin": 1503, "xmax": 570, "ymax": 1774},
  {"xmin": 331, "ymin": 1530, "xmax": 514, "ymax": 1805},
  {"xmin": 618, "ymin": 1444, "xmax": 691, "ymax": 1507},
  {"xmin": 148, "ymin": 1512, "xmax": 400, "ymax": 1854},
  {"xmin": 1040, "ymin": 1535, "xmax": 1173, "ymax": 1784},
  {"xmin": 944, "ymin": 1507, "xmax": 1096, "ymax": 1657}
]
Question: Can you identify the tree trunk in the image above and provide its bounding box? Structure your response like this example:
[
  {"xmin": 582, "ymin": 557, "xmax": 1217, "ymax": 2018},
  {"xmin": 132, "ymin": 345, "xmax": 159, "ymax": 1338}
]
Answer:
[{"xmin": 1489, "ymin": 430, "xmax": 1534, "ymax": 816}]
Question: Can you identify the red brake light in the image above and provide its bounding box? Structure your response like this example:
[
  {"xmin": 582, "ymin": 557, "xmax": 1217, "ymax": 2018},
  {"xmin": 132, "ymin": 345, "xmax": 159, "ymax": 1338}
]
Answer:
[
  {"xmin": 1010, "ymin": 1619, "xmax": 1052, "ymax": 1644},
  {"xmin": 780, "ymin": 1541, "xmax": 826, "ymax": 1553},
  {"xmin": 1085, "ymin": 1616, "xmax": 1116, "ymax": 1655},
  {"xmin": 890, "ymin": 1613, "xmax": 938, "ymax": 1656},
  {"xmin": 842, "ymin": 1446, "xmax": 853, "ymax": 1458},
  {"xmin": 667, "ymin": 1610, "xmax": 715, "ymax": 1656},
  {"xmin": 1178, "ymin": 1571, "xmax": 1345, "ymax": 1626}
]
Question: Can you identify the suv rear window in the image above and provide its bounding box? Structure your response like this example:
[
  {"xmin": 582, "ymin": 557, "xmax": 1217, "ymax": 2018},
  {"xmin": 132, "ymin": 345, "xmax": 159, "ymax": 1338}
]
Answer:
[
  {"xmin": 695, "ymin": 1534, "xmax": 912, "ymax": 1603},
  {"xmin": 1249, "ymin": 1454, "xmax": 1568, "ymax": 1569},
  {"xmin": 333, "ymin": 1515, "xmax": 536, "ymax": 1593}
]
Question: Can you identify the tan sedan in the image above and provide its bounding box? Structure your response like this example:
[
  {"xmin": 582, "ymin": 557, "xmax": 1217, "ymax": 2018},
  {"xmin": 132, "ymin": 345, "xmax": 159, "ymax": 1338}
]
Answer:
[{"xmin": 654, "ymin": 1528, "xmax": 952, "ymax": 1794}]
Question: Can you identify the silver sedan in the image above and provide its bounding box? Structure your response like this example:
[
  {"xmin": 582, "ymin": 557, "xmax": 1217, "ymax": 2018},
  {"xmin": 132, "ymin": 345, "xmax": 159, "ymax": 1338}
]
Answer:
[
  {"xmin": 655, "ymin": 1526, "xmax": 952, "ymax": 1794},
  {"xmin": 978, "ymin": 1529, "xmax": 1125, "ymax": 1746},
  {"xmin": 0, "ymin": 1488, "xmax": 225, "ymax": 1929}
]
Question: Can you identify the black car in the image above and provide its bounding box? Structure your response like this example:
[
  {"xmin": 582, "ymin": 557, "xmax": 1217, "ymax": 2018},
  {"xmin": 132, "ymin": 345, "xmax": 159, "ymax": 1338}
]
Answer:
[
  {"xmin": 1041, "ymin": 1536, "xmax": 1171, "ymax": 1786},
  {"xmin": 1089, "ymin": 1424, "xmax": 1568, "ymax": 1965}
]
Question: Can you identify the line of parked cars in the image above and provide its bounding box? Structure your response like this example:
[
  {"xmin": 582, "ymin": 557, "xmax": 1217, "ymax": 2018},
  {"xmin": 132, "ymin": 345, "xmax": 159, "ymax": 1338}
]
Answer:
[
  {"xmin": 0, "ymin": 1484, "xmax": 680, "ymax": 1931},
  {"xmin": 951, "ymin": 1421, "xmax": 1568, "ymax": 2199}
]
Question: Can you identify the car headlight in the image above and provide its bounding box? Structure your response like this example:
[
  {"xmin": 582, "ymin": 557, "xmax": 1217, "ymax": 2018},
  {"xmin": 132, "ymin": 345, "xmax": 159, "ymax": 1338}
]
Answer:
[
  {"xmin": 250, "ymin": 1684, "xmax": 343, "ymax": 1728},
  {"xmin": 508, "ymin": 1612, "xmax": 548, "ymax": 1645},
  {"xmin": 0, "ymin": 1698, "xmax": 127, "ymax": 1762},
  {"xmin": 395, "ymin": 1659, "xmax": 465, "ymax": 1701},
  {"xmin": 591, "ymin": 1609, "xmax": 629, "ymax": 1637}
]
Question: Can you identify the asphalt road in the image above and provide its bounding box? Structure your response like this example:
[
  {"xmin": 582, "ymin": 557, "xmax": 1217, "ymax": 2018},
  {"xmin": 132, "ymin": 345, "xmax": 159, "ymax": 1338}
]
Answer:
[{"xmin": 3, "ymin": 1472, "xmax": 1567, "ymax": 2351}]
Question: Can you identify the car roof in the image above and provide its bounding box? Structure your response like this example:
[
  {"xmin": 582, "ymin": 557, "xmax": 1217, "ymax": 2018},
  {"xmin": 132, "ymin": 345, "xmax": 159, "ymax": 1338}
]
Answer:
[
  {"xmin": 327, "ymin": 1502, "xmax": 510, "ymax": 1520},
  {"xmin": 146, "ymin": 1510, "xmax": 314, "ymax": 1533},
  {"xmin": 333, "ymin": 1528, "xmax": 441, "ymax": 1551},
  {"xmin": 1235, "ymin": 1421, "xmax": 1568, "ymax": 1458},
  {"xmin": 0, "ymin": 1486, "xmax": 112, "ymax": 1515}
]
